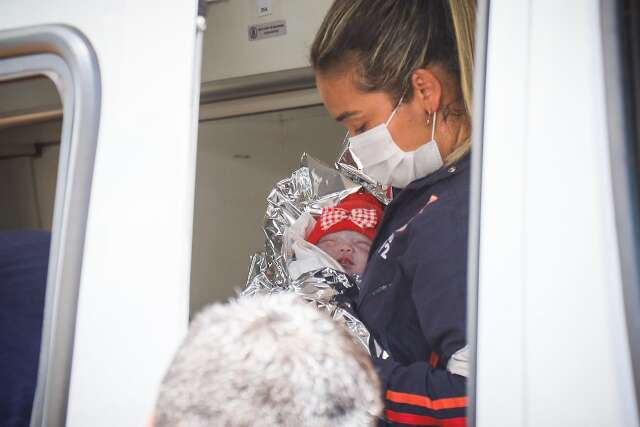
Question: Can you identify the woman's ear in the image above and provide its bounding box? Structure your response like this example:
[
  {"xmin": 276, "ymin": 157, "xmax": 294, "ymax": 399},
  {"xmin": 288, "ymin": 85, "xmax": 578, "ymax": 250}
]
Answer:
[{"xmin": 411, "ymin": 68, "xmax": 442, "ymax": 113}]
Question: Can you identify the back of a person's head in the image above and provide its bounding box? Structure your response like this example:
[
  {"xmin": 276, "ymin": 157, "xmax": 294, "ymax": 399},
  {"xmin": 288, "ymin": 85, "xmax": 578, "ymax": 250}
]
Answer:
[{"xmin": 154, "ymin": 293, "xmax": 382, "ymax": 427}]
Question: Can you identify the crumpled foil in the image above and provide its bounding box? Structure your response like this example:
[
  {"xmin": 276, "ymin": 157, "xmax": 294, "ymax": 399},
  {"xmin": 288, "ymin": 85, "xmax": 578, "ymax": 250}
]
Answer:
[
  {"xmin": 291, "ymin": 268, "xmax": 370, "ymax": 351},
  {"xmin": 335, "ymin": 134, "xmax": 392, "ymax": 206},
  {"xmin": 240, "ymin": 153, "xmax": 377, "ymax": 354}
]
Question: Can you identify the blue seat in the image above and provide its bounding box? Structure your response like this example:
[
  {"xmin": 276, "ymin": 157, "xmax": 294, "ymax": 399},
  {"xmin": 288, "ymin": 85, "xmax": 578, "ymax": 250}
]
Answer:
[{"xmin": 0, "ymin": 230, "xmax": 50, "ymax": 427}]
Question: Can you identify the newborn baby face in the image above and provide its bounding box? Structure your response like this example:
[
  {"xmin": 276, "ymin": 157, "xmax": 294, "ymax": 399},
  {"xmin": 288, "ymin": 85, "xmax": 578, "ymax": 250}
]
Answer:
[{"xmin": 316, "ymin": 230, "xmax": 372, "ymax": 275}]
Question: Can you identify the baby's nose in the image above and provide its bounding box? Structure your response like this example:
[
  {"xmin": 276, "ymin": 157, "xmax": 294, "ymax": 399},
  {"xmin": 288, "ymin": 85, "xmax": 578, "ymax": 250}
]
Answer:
[{"xmin": 338, "ymin": 244, "xmax": 353, "ymax": 253}]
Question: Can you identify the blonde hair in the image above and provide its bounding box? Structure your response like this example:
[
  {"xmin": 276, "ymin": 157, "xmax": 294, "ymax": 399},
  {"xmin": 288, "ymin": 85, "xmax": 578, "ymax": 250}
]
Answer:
[
  {"xmin": 310, "ymin": 0, "xmax": 477, "ymax": 165},
  {"xmin": 446, "ymin": 0, "xmax": 476, "ymax": 164}
]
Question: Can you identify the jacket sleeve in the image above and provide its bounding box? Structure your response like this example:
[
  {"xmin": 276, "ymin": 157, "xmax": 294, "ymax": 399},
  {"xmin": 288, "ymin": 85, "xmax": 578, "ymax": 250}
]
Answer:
[
  {"xmin": 373, "ymin": 206, "xmax": 469, "ymax": 426},
  {"xmin": 372, "ymin": 357, "xmax": 467, "ymax": 426}
]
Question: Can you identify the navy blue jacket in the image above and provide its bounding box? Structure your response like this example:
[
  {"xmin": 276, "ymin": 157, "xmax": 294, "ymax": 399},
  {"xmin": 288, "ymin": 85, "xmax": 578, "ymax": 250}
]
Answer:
[
  {"xmin": 0, "ymin": 231, "xmax": 50, "ymax": 427},
  {"xmin": 357, "ymin": 155, "xmax": 470, "ymax": 427}
]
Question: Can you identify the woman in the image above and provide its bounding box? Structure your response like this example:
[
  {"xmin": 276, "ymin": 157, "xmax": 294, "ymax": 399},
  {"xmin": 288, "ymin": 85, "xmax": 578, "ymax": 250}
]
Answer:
[{"xmin": 310, "ymin": 1, "xmax": 475, "ymax": 425}]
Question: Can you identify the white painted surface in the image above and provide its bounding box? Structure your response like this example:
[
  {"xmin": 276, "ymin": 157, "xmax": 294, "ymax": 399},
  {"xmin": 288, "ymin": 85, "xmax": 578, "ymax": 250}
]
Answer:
[
  {"xmin": 0, "ymin": 1, "xmax": 198, "ymax": 425},
  {"xmin": 524, "ymin": 1, "xmax": 637, "ymax": 424},
  {"xmin": 477, "ymin": 0, "xmax": 638, "ymax": 425},
  {"xmin": 201, "ymin": 0, "xmax": 333, "ymax": 81},
  {"xmin": 475, "ymin": 0, "xmax": 529, "ymax": 424}
]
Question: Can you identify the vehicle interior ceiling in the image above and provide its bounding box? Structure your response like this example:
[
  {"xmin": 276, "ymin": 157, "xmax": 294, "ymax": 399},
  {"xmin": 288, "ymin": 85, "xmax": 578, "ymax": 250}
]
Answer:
[{"xmin": 0, "ymin": 3, "xmax": 344, "ymax": 317}]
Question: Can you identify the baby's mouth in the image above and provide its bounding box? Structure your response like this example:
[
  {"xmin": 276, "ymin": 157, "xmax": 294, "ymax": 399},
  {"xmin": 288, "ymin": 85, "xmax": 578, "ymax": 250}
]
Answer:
[{"xmin": 337, "ymin": 256, "xmax": 354, "ymax": 268}]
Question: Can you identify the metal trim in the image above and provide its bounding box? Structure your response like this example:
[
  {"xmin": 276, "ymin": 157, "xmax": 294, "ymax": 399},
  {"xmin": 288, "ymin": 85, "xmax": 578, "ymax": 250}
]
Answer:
[
  {"xmin": 0, "ymin": 24, "xmax": 101, "ymax": 427},
  {"xmin": 199, "ymin": 66, "xmax": 315, "ymax": 104},
  {"xmin": 600, "ymin": 0, "xmax": 640, "ymax": 414},
  {"xmin": 466, "ymin": 0, "xmax": 491, "ymax": 425}
]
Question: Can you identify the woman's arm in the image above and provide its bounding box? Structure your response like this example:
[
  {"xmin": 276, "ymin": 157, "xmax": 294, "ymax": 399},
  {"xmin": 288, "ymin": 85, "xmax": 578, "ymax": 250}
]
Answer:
[
  {"xmin": 372, "ymin": 266, "xmax": 468, "ymax": 426},
  {"xmin": 372, "ymin": 357, "xmax": 467, "ymax": 426},
  {"xmin": 374, "ymin": 206, "xmax": 469, "ymax": 426}
]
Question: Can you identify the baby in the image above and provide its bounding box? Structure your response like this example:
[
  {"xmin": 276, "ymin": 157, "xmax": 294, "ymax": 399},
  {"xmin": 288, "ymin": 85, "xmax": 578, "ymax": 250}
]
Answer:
[
  {"xmin": 287, "ymin": 192, "xmax": 384, "ymax": 278},
  {"xmin": 314, "ymin": 231, "xmax": 372, "ymax": 276}
]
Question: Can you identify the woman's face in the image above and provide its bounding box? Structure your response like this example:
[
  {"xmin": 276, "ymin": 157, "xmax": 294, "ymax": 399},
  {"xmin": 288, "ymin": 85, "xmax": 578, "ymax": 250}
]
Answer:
[
  {"xmin": 316, "ymin": 69, "xmax": 432, "ymax": 152},
  {"xmin": 316, "ymin": 65, "xmax": 464, "ymax": 158},
  {"xmin": 316, "ymin": 230, "xmax": 372, "ymax": 275}
]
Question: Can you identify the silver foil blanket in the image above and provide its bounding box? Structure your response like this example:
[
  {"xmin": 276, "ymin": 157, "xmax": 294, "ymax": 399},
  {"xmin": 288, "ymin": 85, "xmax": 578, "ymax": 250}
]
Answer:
[
  {"xmin": 335, "ymin": 134, "xmax": 392, "ymax": 205},
  {"xmin": 241, "ymin": 154, "xmax": 377, "ymax": 354}
]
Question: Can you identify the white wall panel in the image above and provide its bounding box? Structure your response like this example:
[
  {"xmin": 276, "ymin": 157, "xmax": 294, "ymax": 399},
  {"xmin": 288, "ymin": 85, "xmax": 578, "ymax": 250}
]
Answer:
[
  {"xmin": 202, "ymin": 0, "xmax": 333, "ymax": 81},
  {"xmin": 475, "ymin": 0, "xmax": 530, "ymax": 424},
  {"xmin": 477, "ymin": 0, "xmax": 639, "ymax": 425},
  {"xmin": 523, "ymin": 0, "xmax": 637, "ymax": 424}
]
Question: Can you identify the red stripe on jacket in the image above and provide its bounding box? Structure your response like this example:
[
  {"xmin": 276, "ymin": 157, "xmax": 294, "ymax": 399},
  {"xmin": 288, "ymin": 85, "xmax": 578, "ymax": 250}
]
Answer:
[
  {"xmin": 386, "ymin": 390, "xmax": 467, "ymax": 411},
  {"xmin": 386, "ymin": 410, "xmax": 466, "ymax": 426}
]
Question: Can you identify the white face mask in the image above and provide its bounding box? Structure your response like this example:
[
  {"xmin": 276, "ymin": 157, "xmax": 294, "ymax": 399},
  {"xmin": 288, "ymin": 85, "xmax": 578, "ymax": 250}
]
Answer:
[{"xmin": 347, "ymin": 98, "xmax": 443, "ymax": 188}]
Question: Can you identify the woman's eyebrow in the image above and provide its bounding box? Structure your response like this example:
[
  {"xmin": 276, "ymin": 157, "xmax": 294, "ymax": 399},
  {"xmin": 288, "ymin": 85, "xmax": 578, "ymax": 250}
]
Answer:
[{"xmin": 335, "ymin": 110, "xmax": 360, "ymax": 122}]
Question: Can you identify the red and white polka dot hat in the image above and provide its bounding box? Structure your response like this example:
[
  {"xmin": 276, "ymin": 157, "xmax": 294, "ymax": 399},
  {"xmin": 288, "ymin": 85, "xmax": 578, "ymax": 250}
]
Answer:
[{"xmin": 306, "ymin": 192, "xmax": 384, "ymax": 245}]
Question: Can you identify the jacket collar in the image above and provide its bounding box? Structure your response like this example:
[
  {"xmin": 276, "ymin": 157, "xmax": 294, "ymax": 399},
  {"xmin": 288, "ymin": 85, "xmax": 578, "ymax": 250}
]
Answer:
[
  {"xmin": 367, "ymin": 152, "xmax": 471, "ymax": 259},
  {"xmin": 391, "ymin": 152, "xmax": 471, "ymax": 198},
  {"xmin": 361, "ymin": 152, "xmax": 471, "ymax": 298}
]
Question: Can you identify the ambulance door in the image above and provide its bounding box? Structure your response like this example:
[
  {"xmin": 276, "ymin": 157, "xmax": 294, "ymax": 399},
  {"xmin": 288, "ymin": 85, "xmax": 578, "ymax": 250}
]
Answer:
[
  {"xmin": 469, "ymin": 0, "xmax": 640, "ymax": 425},
  {"xmin": 0, "ymin": 26, "xmax": 100, "ymax": 427},
  {"xmin": 0, "ymin": 1, "xmax": 204, "ymax": 426}
]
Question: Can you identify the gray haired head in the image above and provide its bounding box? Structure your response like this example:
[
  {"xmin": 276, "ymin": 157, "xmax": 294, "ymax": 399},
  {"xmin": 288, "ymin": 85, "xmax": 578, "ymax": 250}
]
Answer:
[{"xmin": 154, "ymin": 293, "xmax": 382, "ymax": 427}]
